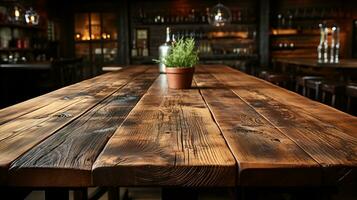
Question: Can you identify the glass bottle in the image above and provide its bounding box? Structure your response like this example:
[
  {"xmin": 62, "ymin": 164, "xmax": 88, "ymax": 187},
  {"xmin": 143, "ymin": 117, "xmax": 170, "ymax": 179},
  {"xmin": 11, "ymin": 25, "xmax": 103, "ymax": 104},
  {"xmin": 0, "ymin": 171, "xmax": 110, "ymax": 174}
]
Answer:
[
  {"xmin": 334, "ymin": 27, "xmax": 340, "ymax": 63},
  {"xmin": 158, "ymin": 27, "xmax": 172, "ymax": 73},
  {"xmin": 142, "ymin": 40, "xmax": 148, "ymax": 56},
  {"xmin": 330, "ymin": 25, "xmax": 340, "ymax": 63},
  {"xmin": 317, "ymin": 23, "xmax": 327, "ymax": 63},
  {"xmin": 131, "ymin": 39, "xmax": 137, "ymax": 57},
  {"xmin": 322, "ymin": 26, "xmax": 328, "ymax": 63}
]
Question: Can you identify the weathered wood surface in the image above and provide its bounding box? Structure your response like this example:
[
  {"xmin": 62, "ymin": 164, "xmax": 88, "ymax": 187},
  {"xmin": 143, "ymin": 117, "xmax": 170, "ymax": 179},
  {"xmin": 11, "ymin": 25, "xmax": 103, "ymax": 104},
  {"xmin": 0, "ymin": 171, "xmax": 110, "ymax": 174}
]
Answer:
[
  {"xmin": 8, "ymin": 68, "xmax": 158, "ymax": 187},
  {"xmin": 193, "ymin": 70, "xmax": 321, "ymax": 186},
  {"xmin": 0, "ymin": 66, "xmax": 151, "ymax": 185},
  {"xmin": 0, "ymin": 66, "xmax": 143, "ymax": 125},
  {"xmin": 201, "ymin": 65, "xmax": 357, "ymax": 185},
  {"xmin": 92, "ymin": 75, "xmax": 237, "ymax": 187},
  {"xmin": 0, "ymin": 64, "xmax": 356, "ymax": 188}
]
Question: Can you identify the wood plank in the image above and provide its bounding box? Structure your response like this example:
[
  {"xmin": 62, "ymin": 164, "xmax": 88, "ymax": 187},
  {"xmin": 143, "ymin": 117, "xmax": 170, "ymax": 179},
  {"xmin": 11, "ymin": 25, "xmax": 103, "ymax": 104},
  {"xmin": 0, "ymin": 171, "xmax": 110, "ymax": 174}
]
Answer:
[
  {"xmin": 92, "ymin": 75, "xmax": 236, "ymax": 187},
  {"xmin": 0, "ymin": 66, "xmax": 141, "ymax": 125},
  {"xmin": 206, "ymin": 65, "xmax": 357, "ymax": 138},
  {"xmin": 193, "ymin": 71, "xmax": 321, "ymax": 186},
  {"xmin": 8, "ymin": 69, "xmax": 158, "ymax": 187},
  {"xmin": 203, "ymin": 65, "xmax": 357, "ymax": 185},
  {"xmin": 0, "ymin": 66, "xmax": 151, "ymax": 185}
]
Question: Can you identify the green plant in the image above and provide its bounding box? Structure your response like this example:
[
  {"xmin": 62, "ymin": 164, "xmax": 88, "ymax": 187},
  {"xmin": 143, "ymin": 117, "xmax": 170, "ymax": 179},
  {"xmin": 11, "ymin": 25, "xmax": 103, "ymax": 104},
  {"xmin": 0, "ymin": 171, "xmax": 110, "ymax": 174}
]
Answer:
[{"xmin": 154, "ymin": 38, "xmax": 199, "ymax": 68}]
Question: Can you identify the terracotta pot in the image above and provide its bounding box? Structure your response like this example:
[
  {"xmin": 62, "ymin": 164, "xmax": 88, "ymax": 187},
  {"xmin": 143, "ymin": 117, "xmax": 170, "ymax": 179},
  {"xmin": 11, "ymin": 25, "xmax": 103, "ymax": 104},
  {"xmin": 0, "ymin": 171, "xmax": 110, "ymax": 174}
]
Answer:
[{"xmin": 165, "ymin": 67, "xmax": 195, "ymax": 89}]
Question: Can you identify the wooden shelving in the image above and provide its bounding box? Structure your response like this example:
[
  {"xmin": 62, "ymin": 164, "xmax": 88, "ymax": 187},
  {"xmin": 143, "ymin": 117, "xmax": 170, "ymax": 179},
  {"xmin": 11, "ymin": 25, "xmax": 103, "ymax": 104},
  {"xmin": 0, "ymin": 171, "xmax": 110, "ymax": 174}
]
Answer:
[
  {"xmin": 0, "ymin": 23, "xmax": 46, "ymax": 30},
  {"xmin": 269, "ymin": 1, "xmax": 354, "ymax": 60},
  {"xmin": 129, "ymin": 0, "xmax": 259, "ymax": 66}
]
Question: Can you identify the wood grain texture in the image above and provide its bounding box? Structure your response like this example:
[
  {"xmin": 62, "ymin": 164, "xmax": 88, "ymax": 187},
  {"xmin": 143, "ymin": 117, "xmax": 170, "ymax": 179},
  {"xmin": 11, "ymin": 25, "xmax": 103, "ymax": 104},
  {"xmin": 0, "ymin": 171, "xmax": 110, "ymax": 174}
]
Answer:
[
  {"xmin": 92, "ymin": 75, "xmax": 236, "ymax": 187},
  {"xmin": 202, "ymin": 65, "xmax": 357, "ymax": 185},
  {"xmin": 0, "ymin": 66, "xmax": 143, "ymax": 125},
  {"xmin": 7, "ymin": 69, "xmax": 158, "ymax": 187},
  {"xmin": 0, "ymin": 66, "xmax": 150, "ymax": 185},
  {"xmin": 193, "ymin": 71, "xmax": 321, "ymax": 186}
]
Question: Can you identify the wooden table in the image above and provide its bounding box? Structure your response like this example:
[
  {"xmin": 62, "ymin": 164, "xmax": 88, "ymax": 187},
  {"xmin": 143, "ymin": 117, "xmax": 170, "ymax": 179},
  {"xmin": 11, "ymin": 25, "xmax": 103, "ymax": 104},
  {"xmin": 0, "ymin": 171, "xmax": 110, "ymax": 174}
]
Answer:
[{"xmin": 0, "ymin": 65, "xmax": 356, "ymax": 198}]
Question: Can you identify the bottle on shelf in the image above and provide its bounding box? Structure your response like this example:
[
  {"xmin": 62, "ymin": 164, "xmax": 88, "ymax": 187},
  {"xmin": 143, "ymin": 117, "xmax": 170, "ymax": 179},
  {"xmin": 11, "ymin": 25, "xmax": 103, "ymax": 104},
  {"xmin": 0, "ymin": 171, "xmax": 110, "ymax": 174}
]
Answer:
[
  {"xmin": 330, "ymin": 25, "xmax": 340, "ymax": 63},
  {"xmin": 317, "ymin": 23, "xmax": 328, "ymax": 63},
  {"xmin": 142, "ymin": 40, "xmax": 149, "ymax": 57},
  {"xmin": 131, "ymin": 35, "xmax": 138, "ymax": 57},
  {"xmin": 131, "ymin": 39, "xmax": 137, "ymax": 57},
  {"xmin": 158, "ymin": 27, "xmax": 172, "ymax": 73}
]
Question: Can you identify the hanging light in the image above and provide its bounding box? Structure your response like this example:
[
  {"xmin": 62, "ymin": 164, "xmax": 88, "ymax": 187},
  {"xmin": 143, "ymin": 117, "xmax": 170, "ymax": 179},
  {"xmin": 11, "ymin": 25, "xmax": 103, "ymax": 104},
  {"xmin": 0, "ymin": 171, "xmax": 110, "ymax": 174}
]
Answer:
[
  {"xmin": 208, "ymin": 3, "xmax": 232, "ymax": 27},
  {"xmin": 25, "ymin": 7, "xmax": 39, "ymax": 25}
]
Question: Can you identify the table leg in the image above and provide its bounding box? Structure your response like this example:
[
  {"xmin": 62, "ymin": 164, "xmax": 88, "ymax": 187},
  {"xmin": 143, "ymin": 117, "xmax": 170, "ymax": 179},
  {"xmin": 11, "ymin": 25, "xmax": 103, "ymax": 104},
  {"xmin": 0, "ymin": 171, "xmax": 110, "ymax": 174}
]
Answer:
[
  {"xmin": 162, "ymin": 188, "xmax": 198, "ymax": 200},
  {"xmin": 45, "ymin": 188, "xmax": 69, "ymax": 200},
  {"xmin": 88, "ymin": 187, "xmax": 108, "ymax": 200},
  {"xmin": 73, "ymin": 188, "xmax": 88, "ymax": 200},
  {"xmin": 108, "ymin": 187, "xmax": 120, "ymax": 200}
]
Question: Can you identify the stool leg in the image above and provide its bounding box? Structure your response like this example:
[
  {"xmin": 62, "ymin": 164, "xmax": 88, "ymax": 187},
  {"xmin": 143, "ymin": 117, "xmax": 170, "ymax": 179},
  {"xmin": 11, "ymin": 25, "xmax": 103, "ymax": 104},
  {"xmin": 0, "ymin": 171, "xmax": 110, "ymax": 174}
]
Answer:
[
  {"xmin": 45, "ymin": 188, "xmax": 69, "ymax": 200},
  {"xmin": 347, "ymin": 97, "xmax": 351, "ymax": 112},
  {"xmin": 303, "ymin": 87, "xmax": 306, "ymax": 96},
  {"xmin": 295, "ymin": 83, "xmax": 299, "ymax": 93},
  {"xmin": 322, "ymin": 92, "xmax": 326, "ymax": 104},
  {"xmin": 332, "ymin": 94, "xmax": 336, "ymax": 107},
  {"xmin": 73, "ymin": 188, "xmax": 88, "ymax": 200},
  {"xmin": 315, "ymin": 85, "xmax": 319, "ymax": 100},
  {"xmin": 108, "ymin": 187, "xmax": 120, "ymax": 200}
]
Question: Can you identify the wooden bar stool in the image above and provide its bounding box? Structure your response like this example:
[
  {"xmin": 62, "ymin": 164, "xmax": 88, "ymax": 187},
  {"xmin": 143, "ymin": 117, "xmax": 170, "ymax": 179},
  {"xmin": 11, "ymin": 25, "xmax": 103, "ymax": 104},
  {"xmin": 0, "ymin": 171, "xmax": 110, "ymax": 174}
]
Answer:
[
  {"xmin": 265, "ymin": 73, "xmax": 291, "ymax": 88},
  {"xmin": 258, "ymin": 69, "xmax": 272, "ymax": 80},
  {"xmin": 346, "ymin": 83, "xmax": 357, "ymax": 113},
  {"xmin": 306, "ymin": 79, "xmax": 324, "ymax": 100},
  {"xmin": 321, "ymin": 82, "xmax": 345, "ymax": 107},
  {"xmin": 295, "ymin": 76, "xmax": 323, "ymax": 96}
]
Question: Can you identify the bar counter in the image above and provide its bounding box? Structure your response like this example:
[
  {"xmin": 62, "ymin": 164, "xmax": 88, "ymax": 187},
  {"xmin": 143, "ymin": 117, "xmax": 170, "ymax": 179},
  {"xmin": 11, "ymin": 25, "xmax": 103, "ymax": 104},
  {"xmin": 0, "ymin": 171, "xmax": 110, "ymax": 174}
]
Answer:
[
  {"xmin": 0, "ymin": 65, "xmax": 356, "ymax": 198},
  {"xmin": 274, "ymin": 58, "xmax": 357, "ymax": 69}
]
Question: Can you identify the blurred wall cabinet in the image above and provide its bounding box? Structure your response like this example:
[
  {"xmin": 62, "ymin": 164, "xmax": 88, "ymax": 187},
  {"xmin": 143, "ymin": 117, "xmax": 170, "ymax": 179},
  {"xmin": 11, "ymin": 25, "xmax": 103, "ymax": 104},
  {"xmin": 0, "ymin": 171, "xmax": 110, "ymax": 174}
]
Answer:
[{"xmin": 74, "ymin": 12, "xmax": 118, "ymax": 76}]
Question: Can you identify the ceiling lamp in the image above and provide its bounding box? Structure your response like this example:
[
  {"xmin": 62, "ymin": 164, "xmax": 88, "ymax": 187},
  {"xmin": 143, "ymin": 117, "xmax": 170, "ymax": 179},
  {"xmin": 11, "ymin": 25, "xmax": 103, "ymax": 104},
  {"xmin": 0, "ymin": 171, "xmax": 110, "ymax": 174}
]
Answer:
[{"xmin": 208, "ymin": 3, "xmax": 232, "ymax": 27}]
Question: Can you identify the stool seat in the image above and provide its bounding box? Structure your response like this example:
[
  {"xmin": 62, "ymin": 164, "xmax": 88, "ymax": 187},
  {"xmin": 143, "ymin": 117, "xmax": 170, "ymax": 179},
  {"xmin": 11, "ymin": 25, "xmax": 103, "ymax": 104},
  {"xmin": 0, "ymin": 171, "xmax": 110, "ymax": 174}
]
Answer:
[
  {"xmin": 258, "ymin": 70, "xmax": 272, "ymax": 79},
  {"xmin": 296, "ymin": 76, "xmax": 323, "ymax": 86},
  {"xmin": 305, "ymin": 79, "xmax": 324, "ymax": 100},
  {"xmin": 320, "ymin": 81, "xmax": 346, "ymax": 107},
  {"xmin": 321, "ymin": 82, "xmax": 345, "ymax": 94},
  {"xmin": 265, "ymin": 74, "xmax": 290, "ymax": 83},
  {"xmin": 295, "ymin": 76, "xmax": 324, "ymax": 96},
  {"xmin": 306, "ymin": 79, "xmax": 323, "ymax": 88},
  {"xmin": 346, "ymin": 83, "xmax": 357, "ymax": 97},
  {"xmin": 346, "ymin": 83, "xmax": 357, "ymax": 113}
]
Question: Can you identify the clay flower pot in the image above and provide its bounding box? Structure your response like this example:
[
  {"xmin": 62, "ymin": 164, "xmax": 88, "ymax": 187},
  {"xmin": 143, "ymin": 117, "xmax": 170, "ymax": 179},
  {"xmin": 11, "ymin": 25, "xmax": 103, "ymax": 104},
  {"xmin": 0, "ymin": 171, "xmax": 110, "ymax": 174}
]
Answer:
[{"xmin": 165, "ymin": 67, "xmax": 195, "ymax": 89}]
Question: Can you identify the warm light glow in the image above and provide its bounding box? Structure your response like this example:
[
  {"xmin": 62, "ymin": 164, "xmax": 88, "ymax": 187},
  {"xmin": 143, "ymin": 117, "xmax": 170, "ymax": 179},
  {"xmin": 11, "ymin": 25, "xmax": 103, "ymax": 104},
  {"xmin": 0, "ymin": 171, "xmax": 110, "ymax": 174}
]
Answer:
[
  {"xmin": 272, "ymin": 29, "xmax": 298, "ymax": 35},
  {"xmin": 14, "ymin": 6, "xmax": 20, "ymax": 21},
  {"xmin": 15, "ymin": 10, "xmax": 20, "ymax": 17},
  {"xmin": 75, "ymin": 33, "xmax": 81, "ymax": 40}
]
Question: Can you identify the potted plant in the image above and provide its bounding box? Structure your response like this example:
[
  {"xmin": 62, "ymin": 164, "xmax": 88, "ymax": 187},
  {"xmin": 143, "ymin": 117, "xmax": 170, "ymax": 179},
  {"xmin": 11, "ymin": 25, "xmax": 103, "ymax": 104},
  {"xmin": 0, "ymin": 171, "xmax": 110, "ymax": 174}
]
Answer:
[{"xmin": 155, "ymin": 38, "xmax": 199, "ymax": 89}]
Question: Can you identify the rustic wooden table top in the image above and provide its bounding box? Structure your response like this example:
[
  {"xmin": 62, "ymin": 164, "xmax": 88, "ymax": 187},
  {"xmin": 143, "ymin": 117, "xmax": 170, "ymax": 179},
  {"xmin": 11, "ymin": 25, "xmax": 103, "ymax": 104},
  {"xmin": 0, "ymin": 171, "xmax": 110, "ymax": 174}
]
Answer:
[
  {"xmin": 0, "ymin": 65, "xmax": 356, "ymax": 188},
  {"xmin": 274, "ymin": 58, "xmax": 357, "ymax": 69}
]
